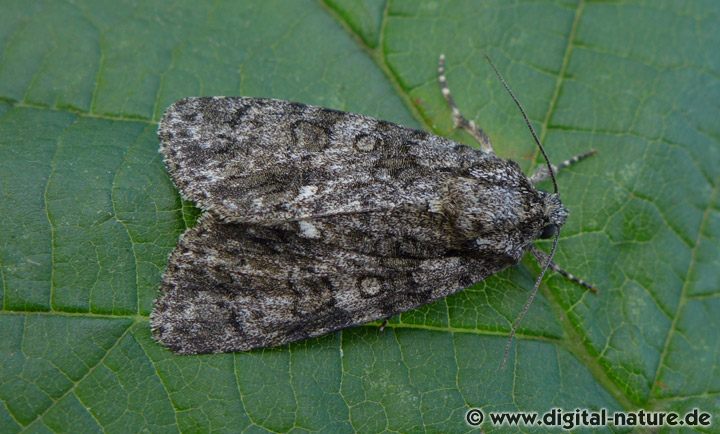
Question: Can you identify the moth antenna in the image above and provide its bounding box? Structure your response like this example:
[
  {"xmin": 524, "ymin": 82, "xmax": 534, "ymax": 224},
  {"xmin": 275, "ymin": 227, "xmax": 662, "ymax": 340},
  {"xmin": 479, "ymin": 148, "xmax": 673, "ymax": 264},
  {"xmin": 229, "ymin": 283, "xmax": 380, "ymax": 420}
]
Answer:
[
  {"xmin": 484, "ymin": 55, "xmax": 562, "ymax": 369},
  {"xmin": 484, "ymin": 55, "xmax": 558, "ymax": 195},
  {"xmin": 500, "ymin": 234, "xmax": 559, "ymax": 370}
]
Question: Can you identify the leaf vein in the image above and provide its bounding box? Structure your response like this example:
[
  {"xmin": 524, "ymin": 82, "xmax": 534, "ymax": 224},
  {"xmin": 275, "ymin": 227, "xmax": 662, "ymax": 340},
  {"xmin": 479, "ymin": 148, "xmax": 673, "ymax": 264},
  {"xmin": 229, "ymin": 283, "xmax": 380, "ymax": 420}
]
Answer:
[
  {"xmin": 649, "ymin": 174, "xmax": 720, "ymax": 399},
  {"xmin": 19, "ymin": 321, "xmax": 132, "ymax": 430}
]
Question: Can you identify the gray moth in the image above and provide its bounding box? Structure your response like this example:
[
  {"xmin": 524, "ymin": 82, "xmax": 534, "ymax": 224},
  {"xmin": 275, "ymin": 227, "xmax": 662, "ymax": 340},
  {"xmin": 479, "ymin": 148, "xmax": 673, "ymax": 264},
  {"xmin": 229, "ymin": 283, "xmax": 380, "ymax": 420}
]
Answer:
[{"xmin": 151, "ymin": 55, "xmax": 594, "ymax": 355}]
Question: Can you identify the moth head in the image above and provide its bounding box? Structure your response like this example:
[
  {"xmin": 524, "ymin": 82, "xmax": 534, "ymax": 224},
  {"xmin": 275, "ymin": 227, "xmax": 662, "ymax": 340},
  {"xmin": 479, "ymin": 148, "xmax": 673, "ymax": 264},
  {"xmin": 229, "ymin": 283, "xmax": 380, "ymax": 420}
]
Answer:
[{"xmin": 538, "ymin": 192, "xmax": 568, "ymax": 240}]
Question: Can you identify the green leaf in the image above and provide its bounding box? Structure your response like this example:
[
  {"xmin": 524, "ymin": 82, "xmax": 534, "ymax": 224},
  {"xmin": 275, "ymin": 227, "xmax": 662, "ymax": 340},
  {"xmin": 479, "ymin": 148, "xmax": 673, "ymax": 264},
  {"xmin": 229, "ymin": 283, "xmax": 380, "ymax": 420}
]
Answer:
[{"xmin": 1, "ymin": 0, "xmax": 718, "ymax": 432}]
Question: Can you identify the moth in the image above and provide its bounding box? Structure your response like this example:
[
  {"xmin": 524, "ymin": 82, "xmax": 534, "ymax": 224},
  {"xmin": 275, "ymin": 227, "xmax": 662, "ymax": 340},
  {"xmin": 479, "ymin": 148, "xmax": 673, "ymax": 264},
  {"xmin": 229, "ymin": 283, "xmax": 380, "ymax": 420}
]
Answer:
[{"xmin": 151, "ymin": 55, "xmax": 595, "ymax": 355}]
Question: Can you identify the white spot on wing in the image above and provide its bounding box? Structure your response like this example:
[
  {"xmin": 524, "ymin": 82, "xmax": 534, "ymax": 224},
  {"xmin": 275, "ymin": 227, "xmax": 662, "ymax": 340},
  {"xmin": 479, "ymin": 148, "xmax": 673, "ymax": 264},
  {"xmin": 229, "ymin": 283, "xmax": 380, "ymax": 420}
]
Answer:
[
  {"xmin": 299, "ymin": 221, "xmax": 320, "ymax": 239},
  {"xmin": 297, "ymin": 185, "xmax": 318, "ymax": 200}
]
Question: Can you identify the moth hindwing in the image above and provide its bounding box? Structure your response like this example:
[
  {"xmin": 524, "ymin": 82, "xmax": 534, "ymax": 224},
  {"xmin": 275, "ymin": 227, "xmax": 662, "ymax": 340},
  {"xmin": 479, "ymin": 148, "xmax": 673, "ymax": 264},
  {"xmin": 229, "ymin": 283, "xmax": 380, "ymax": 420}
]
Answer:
[{"xmin": 151, "ymin": 96, "xmax": 571, "ymax": 355}]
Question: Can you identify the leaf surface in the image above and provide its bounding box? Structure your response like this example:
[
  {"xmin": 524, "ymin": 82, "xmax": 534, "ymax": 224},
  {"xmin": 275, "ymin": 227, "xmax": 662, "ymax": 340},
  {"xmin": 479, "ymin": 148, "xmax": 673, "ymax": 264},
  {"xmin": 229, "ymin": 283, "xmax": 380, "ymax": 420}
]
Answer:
[{"xmin": 1, "ymin": 0, "xmax": 718, "ymax": 432}]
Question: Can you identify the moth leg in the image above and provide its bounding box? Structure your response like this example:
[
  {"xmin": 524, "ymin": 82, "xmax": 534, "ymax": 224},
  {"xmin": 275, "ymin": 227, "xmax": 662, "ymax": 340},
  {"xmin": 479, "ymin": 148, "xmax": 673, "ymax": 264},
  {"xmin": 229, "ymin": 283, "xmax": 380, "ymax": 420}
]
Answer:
[
  {"xmin": 378, "ymin": 318, "xmax": 388, "ymax": 332},
  {"xmin": 529, "ymin": 149, "xmax": 596, "ymax": 184},
  {"xmin": 530, "ymin": 246, "xmax": 598, "ymax": 292},
  {"xmin": 438, "ymin": 54, "xmax": 494, "ymax": 153}
]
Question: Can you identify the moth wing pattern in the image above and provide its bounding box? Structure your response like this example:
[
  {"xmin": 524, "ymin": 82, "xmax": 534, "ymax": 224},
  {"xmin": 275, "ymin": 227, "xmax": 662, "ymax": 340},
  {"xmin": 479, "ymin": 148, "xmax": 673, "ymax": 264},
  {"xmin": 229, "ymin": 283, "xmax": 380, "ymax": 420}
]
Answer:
[
  {"xmin": 159, "ymin": 97, "xmax": 500, "ymax": 223},
  {"xmin": 153, "ymin": 96, "xmax": 568, "ymax": 354},
  {"xmin": 151, "ymin": 214, "xmax": 499, "ymax": 355}
]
